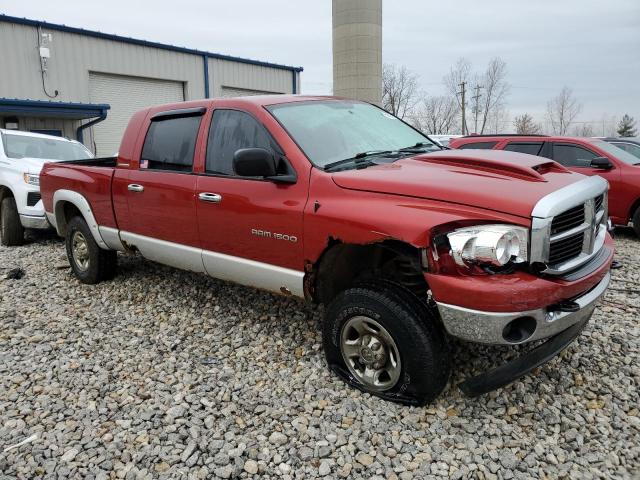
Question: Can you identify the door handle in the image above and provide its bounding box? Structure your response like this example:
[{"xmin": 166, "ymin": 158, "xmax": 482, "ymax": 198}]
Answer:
[
  {"xmin": 198, "ymin": 192, "xmax": 222, "ymax": 203},
  {"xmin": 128, "ymin": 184, "xmax": 144, "ymax": 193}
]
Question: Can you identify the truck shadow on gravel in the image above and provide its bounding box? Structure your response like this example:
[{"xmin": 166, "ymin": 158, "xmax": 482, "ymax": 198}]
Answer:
[{"xmin": 100, "ymin": 251, "xmax": 613, "ymax": 405}]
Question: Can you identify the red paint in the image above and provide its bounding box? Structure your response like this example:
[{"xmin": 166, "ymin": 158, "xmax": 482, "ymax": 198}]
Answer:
[
  {"xmin": 450, "ymin": 135, "xmax": 640, "ymax": 226},
  {"xmin": 40, "ymin": 96, "xmax": 612, "ymax": 309}
]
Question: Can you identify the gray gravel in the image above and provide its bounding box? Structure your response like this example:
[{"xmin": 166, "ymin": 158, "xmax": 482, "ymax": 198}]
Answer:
[{"xmin": 1, "ymin": 228, "xmax": 639, "ymax": 479}]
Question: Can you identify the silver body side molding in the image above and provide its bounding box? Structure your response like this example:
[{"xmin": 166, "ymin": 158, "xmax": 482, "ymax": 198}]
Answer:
[
  {"xmin": 52, "ymin": 190, "xmax": 108, "ymax": 249},
  {"xmin": 118, "ymin": 231, "xmax": 305, "ymax": 297},
  {"xmin": 202, "ymin": 250, "xmax": 304, "ymax": 297},
  {"xmin": 99, "ymin": 226, "xmax": 126, "ymax": 252},
  {"xmin": 119, "ymin": 231, "xmax": 206, "ymax": 273}
]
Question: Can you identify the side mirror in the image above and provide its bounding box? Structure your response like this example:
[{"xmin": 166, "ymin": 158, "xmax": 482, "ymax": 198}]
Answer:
[
  {"xmin": 590, "ymin": 157, "xmax": 613, "ymax": 170},
  {"xmin": 233, "ymin": 148, "xmax": 277, "ymax": 177}
]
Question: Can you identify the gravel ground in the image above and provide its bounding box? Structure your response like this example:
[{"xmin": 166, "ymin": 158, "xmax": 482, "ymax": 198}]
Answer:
[{"xmin": 1, "ymin": 229, "xmax": 638, "ymax": 480}]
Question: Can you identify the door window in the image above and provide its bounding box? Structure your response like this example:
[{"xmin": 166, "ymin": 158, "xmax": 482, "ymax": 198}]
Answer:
[
  {"xmin": 552, "ymin": 144, "xmax": 598, "ymax": 167},
  {"xmin": 140, "ymin": 116, "xmax": 201, "ymax": 172},
  {"xmin": 504, "ymin": 142, "xmax": 543, "ymax": 156},
  {"xmin": 206, "ymin": 110, "xmax": 275, "ymax": 175}
]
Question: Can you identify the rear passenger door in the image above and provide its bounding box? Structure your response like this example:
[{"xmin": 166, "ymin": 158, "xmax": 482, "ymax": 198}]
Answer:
[{"xmin": 122, "ymin": 109, "xmax": 206, "ymax": 272}]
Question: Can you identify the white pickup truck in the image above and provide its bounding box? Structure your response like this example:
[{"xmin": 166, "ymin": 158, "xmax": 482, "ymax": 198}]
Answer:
[{"xmin": 0, "ymin": 129, "xmax": 93, "ymax": 246}]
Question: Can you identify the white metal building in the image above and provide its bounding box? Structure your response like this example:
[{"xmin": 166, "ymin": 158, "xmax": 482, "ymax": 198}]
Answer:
[{"xmin": 0, "ymin": 15, "xmax": 303, "ymax": 156}]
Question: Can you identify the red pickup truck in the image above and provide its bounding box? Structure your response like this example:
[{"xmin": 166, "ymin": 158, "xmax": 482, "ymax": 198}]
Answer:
[
  {"xmin": 40, "ymin": 96, "xmax": 613, "ymax": 405},
  {"xmin": 450, "ymin": 135, "xmax": 640, "ymax": 236}
]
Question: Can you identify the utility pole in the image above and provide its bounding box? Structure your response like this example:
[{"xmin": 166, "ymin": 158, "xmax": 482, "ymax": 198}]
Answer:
[
  {"xmin": 457, "ymin": 81, "xmax": 467, "ymax": 135},
  {"xmin": 472, "ymin": 84, "xmax": 483, "ymax": 134}
]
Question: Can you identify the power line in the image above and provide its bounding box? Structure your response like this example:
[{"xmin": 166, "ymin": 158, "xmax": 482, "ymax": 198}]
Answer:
[
  {"xmin": 457, "ymin": 81, "xmax": 467, "ymax": 135},
  {"xmin": 471, "ymin": 84, "xmax": 483, "ymax": 134}
]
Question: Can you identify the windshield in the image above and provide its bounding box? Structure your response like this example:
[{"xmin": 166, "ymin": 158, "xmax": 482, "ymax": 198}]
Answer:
[
  {"xmin": 2, "ymin": 133, "xmax": 93, "ymax": 161},
  {"xmin": 268, "ymin": 100, "xmax": 438, "ymax": 168},
  {"xmin": 590, "ymin": 140, "xmax": 640, "ymax": 165}
]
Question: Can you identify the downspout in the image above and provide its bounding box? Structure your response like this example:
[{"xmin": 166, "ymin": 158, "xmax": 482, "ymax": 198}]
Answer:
[
  {"xmin": 76, "ymin": 113, "xmax": 106, "ymax": 146},
  {"xmin": 292, "ymin": 70, "xmax": 297, "ymax": 94},
  {"xmin": 203, "ymin": 54, "xmax": 210, "ymax": 98}
]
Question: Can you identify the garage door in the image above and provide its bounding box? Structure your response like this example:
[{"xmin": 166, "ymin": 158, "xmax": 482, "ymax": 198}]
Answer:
[
  {"xmin": 89, "ymin": 73, "xmax": 184, "ymax": 156},
  {"xmin": 220, "ymin": 86, "xmax": 281, "ymax": 98}
]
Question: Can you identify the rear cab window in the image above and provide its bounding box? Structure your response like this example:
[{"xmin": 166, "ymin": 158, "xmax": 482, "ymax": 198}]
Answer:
[
  {"xmin": 504, "ymin": 142, "xmax": 543, "ymax": 156},
  {"xmin": 140, "ymin": 109, "xmax": 204, "ymax": 172},
  {"xmin": 458, "ymin": 141, "xmax": 498, "ymax": 150}
]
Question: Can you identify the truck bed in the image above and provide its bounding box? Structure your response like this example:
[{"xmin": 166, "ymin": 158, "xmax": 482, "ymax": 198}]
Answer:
[{"xmin": 40, "ymin": 157, "xmax": 119, "ymax": 229}]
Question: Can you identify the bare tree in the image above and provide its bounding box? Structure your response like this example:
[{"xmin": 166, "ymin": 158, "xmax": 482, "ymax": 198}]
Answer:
[
  {"xmin": 382, "ymin": 64, "xmax": 420, "ymax": 120},
  {"xmin": 478, "ymin": 58, "xmax": 510, "ymax": 134},
  {"xmin": 572, "ymin": 123, "xmax": 595, "ymax": 137},
  {"xmin": 514, "ymin": 113, "xmax": 542, "ymax": 134},
  {"xmin": 486, "ymin": 106, "xmax": 510, "ymax": 134},
  {"xmin": 443, "ymin": 58, "xmax": 471, "ymax": 133},
  {"xmin": 547, "ymin": 87, "xmax": 582, "ymax": 135},
  {"xmin": 411, "ymin": 95, "xmax": 459, "ymax": 134}
]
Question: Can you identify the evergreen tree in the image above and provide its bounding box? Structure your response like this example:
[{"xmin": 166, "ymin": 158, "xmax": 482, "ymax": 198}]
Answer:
[{"xmin": 617, "ymin": 114, "xmax": 637, "ymax": 137}]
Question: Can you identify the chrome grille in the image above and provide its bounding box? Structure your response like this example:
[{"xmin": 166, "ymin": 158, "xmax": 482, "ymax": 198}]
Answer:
[
  {"xmin": 530, "ymin": 176, "xmax": 609, "ymax": 276},
  {"xmin": 548, "ymin": 231, "xmax": 584, "ymax": 264},
  {"xmin": 550, "ymin": 204, "xmax": 584, "ymax": 235},
  {"xmin": 594, "ymin": 194, "xmax": 604, "ymax": 213}
]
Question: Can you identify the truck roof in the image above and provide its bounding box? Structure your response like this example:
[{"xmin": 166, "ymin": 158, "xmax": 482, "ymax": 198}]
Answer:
[{"xmin": 138, "ymin": 95, "xmax": 355, "ymax": 114}]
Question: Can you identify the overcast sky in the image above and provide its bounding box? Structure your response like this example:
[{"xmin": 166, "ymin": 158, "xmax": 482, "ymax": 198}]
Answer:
[{"xmin": 2, "ymin": 0, "xmax": 639, "ymax": 132}]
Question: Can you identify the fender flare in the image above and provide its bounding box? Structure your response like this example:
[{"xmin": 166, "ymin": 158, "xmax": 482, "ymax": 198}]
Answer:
[{"xmin": 52, "ymin": 189, "xmax": 109, "ymax": 249}]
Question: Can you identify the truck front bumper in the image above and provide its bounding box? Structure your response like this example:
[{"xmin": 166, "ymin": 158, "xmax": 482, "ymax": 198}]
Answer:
[
  {"xmin": 437, "ymin": 271, "xmax": 610, "ymax": 345},
  {"xmin": 19, "ymin": 214, "xmax": 51, "ymax": 230},
  {"xmin": 458, "ymin": 313, "xmax": 592, "ymax": 397}
]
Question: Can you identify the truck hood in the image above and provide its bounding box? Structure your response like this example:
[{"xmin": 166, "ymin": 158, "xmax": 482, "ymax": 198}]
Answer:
[{"xmin": 331, "ymin": 150, "xmax": 584, "ymax": 218}]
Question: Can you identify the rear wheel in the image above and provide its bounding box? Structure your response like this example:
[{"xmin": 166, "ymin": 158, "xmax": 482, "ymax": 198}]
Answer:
[
  {"xmin": 65, "ymin": 216, "xmax": 117, "ymax": 284},
  {"xmin": 633, "ymin": 207, "xmax": 640, "ymax": 238},
  {"xmin": 0, "ymin": 196, "xmax": 25, "ymax": 246},
  {"xmin": 323, "ymin": 280, "xmax": 451, "ymax": 405}
]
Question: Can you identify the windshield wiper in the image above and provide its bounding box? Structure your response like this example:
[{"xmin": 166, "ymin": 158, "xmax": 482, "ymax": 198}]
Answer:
[
  {"xmin": 398, "ymin": 142, "xmax": 437, "ymax": 152},
  {"xmin": 324, "ymin": 150, "xmax": 393, "ymax": 171}
]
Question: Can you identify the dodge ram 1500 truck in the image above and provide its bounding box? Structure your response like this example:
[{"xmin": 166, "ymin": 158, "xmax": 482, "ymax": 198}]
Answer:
[{"xmin": 40, "ymin": 96, "xmax": 613, "ymax": 405}]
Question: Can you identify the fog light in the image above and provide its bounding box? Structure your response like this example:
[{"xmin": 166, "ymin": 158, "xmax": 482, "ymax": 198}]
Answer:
[{"xmin": 502, "ymin": 317, "xmax": 537, "ymax": 344}]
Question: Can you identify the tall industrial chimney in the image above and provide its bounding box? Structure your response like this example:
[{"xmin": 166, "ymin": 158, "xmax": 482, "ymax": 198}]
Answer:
[{"xmin": 332, "ymin": 0, "xmax": 382, "ymax": 104}]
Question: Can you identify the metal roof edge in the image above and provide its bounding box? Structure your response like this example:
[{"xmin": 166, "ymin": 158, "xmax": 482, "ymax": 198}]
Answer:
[
  {"xmin": 0, "ymin": 97, "xmax": 111, "ymax": 111},
  {"xmin": 0, "ymin": 14, "xmax": 304, "ymax": 73}
]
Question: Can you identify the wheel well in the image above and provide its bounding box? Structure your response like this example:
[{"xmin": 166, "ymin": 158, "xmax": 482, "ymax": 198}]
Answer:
[
  {"xmin": 312, "ymin": 240, "xmax": 428, "ymax": 304},
  {"xmin": 55, "ymin": 201, "xmax": 82, "ymax": 235},
  {"xmin": 0, "ymin": 185, "xmax": 13, "ymax": 202}
]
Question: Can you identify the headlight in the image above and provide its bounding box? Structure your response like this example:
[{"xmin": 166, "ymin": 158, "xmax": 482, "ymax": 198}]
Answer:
[
  {"xmin": 23, "ymin": 173, "xmax": 40, "ymax": 186},
  {"xmin": 447, "ymin": 224, "xmax": 529, "ymax": 267}
]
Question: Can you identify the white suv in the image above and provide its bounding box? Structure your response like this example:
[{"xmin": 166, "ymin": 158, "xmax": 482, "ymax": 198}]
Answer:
[{"xmin": 0, "ymin": 129, "xmax": 93, "ymax": 246}]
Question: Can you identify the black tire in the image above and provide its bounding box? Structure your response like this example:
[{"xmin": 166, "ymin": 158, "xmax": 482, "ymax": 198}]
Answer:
[
  {"xmin": 633, "ymin": 207, "xmax": 640, "ymax": 238},
  {"xmin": 323, "ymin": 280, "xmax": 451, "ymax": 405},
  {"xmin": 0, "ymin": 196, "xmax": 25, "ymax": 246},
  {"xmin": 65, "ymin": 216, "xmax": 117, "ymax": 284}
]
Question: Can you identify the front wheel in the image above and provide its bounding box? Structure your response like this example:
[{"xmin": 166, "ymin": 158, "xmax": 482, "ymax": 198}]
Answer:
[
  {"xmin": 633, "ymin": 207, "xmax": 640, "ymax": 238},
  {"xmin": 0, "ymin": 196, "xmax": 25, "ymax": 246},
  {"xmin": 323, "ymin": 281, "xmax": 451, "ymax": 405},
  {"xmin": 65, "ymin": 216, "xmax": 117, "ymax": 284}
]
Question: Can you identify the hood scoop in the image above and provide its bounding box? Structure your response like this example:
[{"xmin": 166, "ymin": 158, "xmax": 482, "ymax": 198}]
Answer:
[{"xmin": 414, "ymin": 155, "xmax": 567, "ymax": 182}]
